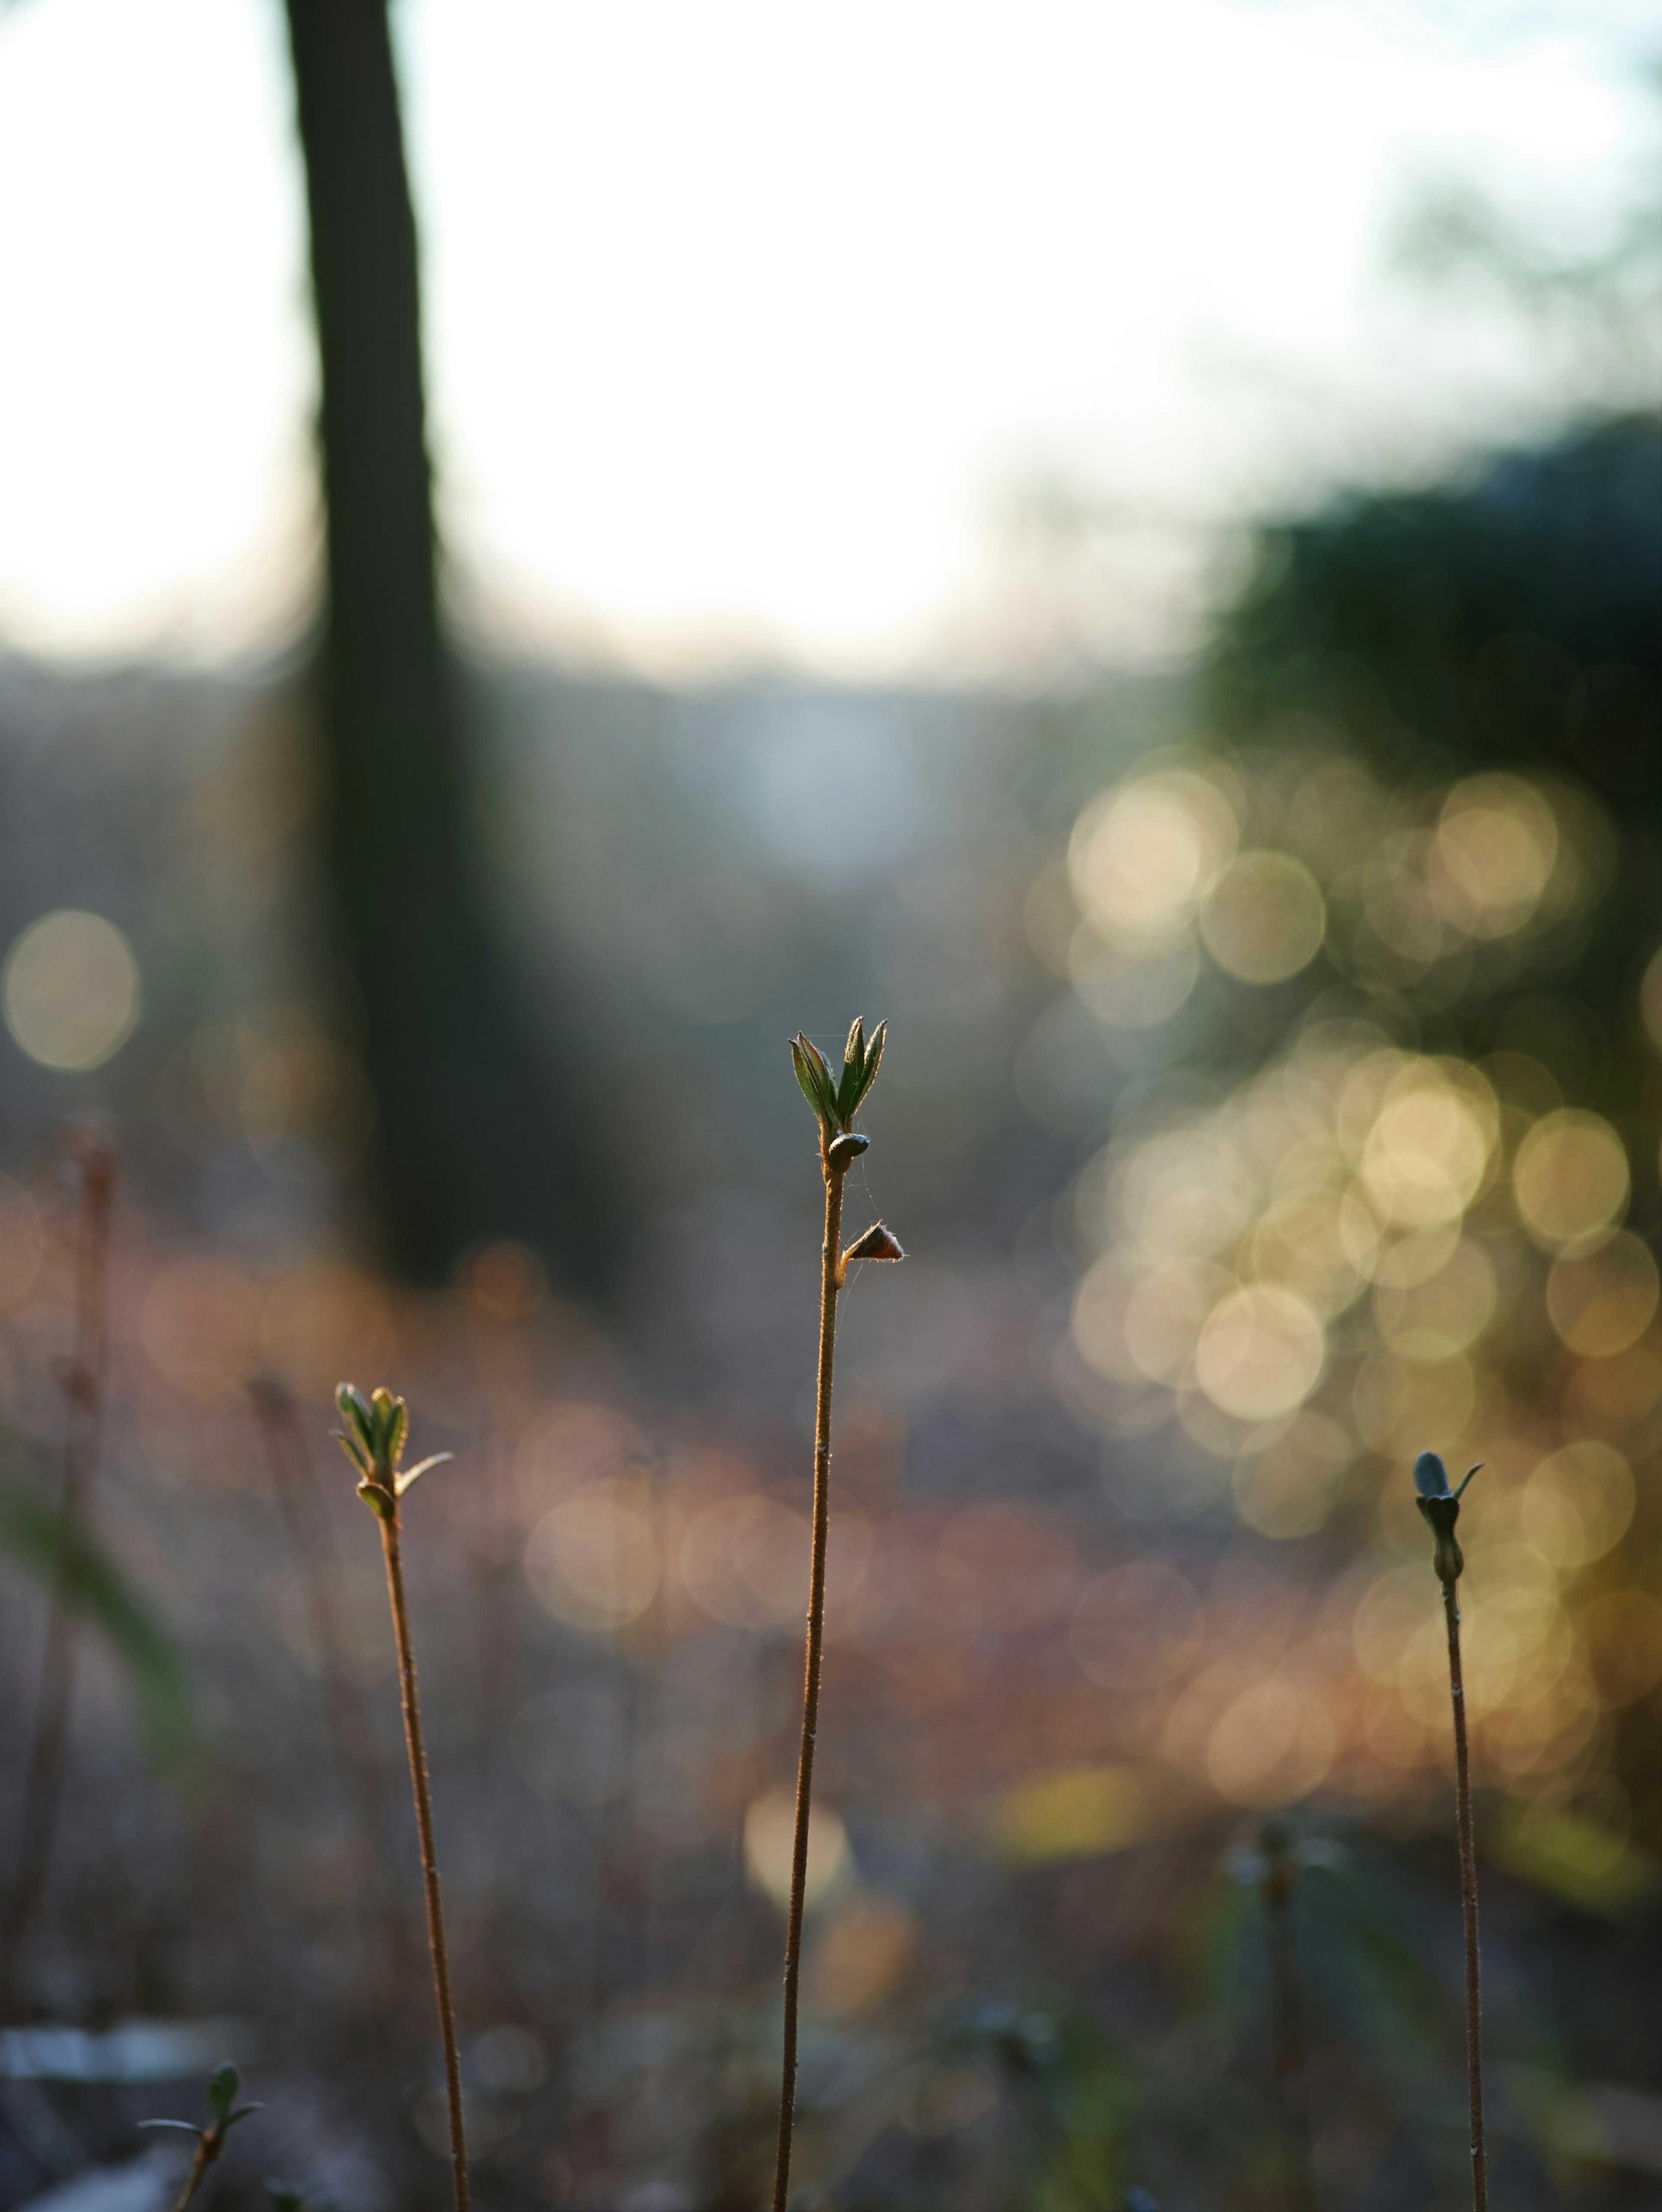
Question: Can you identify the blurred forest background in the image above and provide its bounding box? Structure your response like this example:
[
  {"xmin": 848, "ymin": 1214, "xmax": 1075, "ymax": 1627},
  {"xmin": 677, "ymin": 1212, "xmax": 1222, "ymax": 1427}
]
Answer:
[{"xmin": 0, "ymin": 0, "xmax": 1659, "ymax": 2208}]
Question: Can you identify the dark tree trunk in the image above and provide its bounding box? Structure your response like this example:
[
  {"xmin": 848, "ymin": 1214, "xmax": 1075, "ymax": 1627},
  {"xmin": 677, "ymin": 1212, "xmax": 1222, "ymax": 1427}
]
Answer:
[{"xmin": 283, "ymin": 0, "xmax": 608, "ymax": 1286}]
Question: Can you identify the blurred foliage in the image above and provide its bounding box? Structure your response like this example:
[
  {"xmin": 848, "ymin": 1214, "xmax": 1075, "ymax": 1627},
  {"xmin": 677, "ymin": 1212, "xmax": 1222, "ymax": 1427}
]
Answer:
[
  {"xmin": 1207, "ymin": 412, "xmax": 1660, "ymax": 1026},
  {"xmin": 0, "ymin": 1450, "xmax": 196, "ymax": 1773}
]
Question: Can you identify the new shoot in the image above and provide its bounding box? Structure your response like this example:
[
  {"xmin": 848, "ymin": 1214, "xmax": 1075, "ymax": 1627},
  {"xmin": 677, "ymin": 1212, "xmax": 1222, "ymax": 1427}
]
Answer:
[
  {"xmin": 140, "ymin": 2059, "xmax": 260, "ymax": 2212},
  {"xmin": 773, "ymin": 1021, "xmax": 904, "ymax": 2212},
  {"xmin": 336, "ymin": 1383, "xmax": 469, "ymax": 2212},
  {"xmin": 1415, "ymin": 1448, "xmax": 1487, "ymax": 2212}
]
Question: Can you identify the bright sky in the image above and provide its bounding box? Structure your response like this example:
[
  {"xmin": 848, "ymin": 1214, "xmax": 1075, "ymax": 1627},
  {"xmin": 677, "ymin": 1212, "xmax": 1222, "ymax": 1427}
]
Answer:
[{"xmin": 0, "ymin": 0, "xmax": 1651, "ymax": 678}]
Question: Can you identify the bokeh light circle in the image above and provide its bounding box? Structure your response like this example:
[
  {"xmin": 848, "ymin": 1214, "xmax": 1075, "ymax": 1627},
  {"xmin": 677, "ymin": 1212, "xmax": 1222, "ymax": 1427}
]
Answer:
[
  {"xmin": 1194, "ymin": 1284, "xmax": 1325, "ymax": 1421},
  {"xmin": 1206, "ymin": 1677, "xmax": 1335, "ymax": 1806},
  {"xmin": 3, "ymin": 909, "xmax": 140, "ymax": 1069},
  {"xmin": 1522, "ymin": 1442, "xmax": 1634, "ymax": 1569},
  {"xmin": 1068, "ymin": 771, "xmax": 1237, "ymax": 947},
  {"xmin": 1199, "ymin": 849, "xmax": 1326, "ymax": 984},
  {"xmin": 525, "ymin": 1485, "xmax": 660, "ymax": 1630},
  {"xmin": 1359, "ymin": 1063, "xmax": 1494, "ymax": 1229},
  {"xmin": 1514, "ymin": 1110, "xmax": 1630, "ymax": 1252},
  {"xmin": 1545, "ymin": 1233, "xmax": 1659, "ymax": 1357},
  {"xmin": 1431, "ymin": 774, "xmax": 1559, "ymax": 939}
]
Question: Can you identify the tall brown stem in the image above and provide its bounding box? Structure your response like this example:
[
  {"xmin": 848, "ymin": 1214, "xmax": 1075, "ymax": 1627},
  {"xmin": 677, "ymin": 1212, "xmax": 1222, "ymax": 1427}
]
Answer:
[
  {"xmin": 1442, "ymin": 1584, "xmax": 1487, "ymax": 2212},
  {"xmin": 379, "ymin": 1507, "xmax": 470, "ymax": 2212},
  {"xmin": 771, "ymin": 1140, "xmax": 846, "ymax": 2212},
  {"xmin": 0, "ymin": 1139, "xmax": 116, "ymax": 2016}
]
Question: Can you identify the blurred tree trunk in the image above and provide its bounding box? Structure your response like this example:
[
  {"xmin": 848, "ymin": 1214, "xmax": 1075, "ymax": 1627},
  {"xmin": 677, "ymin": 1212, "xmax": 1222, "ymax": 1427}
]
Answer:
[{"xmin": 283, "ymin": 0, "xmax": 607, "ymax": 1286}]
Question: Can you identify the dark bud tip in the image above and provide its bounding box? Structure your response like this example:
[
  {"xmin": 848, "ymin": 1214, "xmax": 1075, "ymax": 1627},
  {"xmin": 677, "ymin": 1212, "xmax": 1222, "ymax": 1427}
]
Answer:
[
  {"xmin": 1413, "ymin": 1450, "xmax": 1451, "ymax": 1499},
  {"xmin": 844, "ymin": 1221, "xmax": 905, "ymax": 1264},
  {"xmin": 827, "ymin": 1132, "xmax": 871, "ymax": 1169}
]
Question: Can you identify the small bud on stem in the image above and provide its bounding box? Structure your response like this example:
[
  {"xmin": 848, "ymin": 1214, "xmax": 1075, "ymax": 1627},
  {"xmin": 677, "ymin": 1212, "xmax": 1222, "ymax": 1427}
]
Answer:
[{"xmin": 1414, "ymin": 1448, "xmax": 1488, "ymax": 2212}]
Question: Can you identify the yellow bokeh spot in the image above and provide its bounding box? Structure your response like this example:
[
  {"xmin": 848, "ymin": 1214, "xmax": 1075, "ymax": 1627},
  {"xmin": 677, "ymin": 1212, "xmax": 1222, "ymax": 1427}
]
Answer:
[
  {"xmin": 1068, "ymin": 771, "xmax": 1237, "ymax": 948},
  {"xmin": 1522, "ymin": 1442, "xmax": 1635, "ymax": 1569},
  {"xmin": 1200, "ymin": 849, "xmax": 1327, "ymax": 984},
  {"xmin": 1514, "ymin": 1110, "xmax": 1629, "ymax": 1253},
  {"xmin": 3, "ymin": 909, "xmax": 140, "ymax": 1071},
  {"xmin": 992, "ymin": 1763, "xmax": 1152, "ymax": 1863},
  {"xmin": 1353, "ymin": 1566, "xmax": 1438, "ymax": 1683},
  {"xmin": 525, "ymin": 1481, "xmax": 661, "ymax": 1630},
  {"xmin": 1206, "ymin": 1678, "xmax": 1335, "ymax": 1806},
  {"xmin": 1249, "ymin": 1191, "xmax": 1370, "ymax": 1316},
  {"xmin": 1373, "ymin": 1238, "xmax": 1498, "ymax": 1362},
  {"xmin": 1495, "ymin": 1799, "xmax": 1659, "ymax": 1914},
  {"xmin": 1194, "ymin": 1284, "xmax": 1325, "ymax": 1421},
  {"xmin": 1359, "ymin": 1061, "xmax": 1495, "ymax": 1229},
  {"xmin": 744, "ymin": 1790, "xmax": 850, "ymax": 1909},
  {"xmin": 1431, "ymin": 775, "xmax": 1559, "ymax": 939},
  {"xmin": 1124, "ymin": 1260, "xmax": 1233, "ymax": 1384},
  {"xmin": 680, "ymin": 1493, "xmax": 807, "ymax": 1627},
  {"xmin": 1545, "ymin": 1232, "xmax": 1659, "ymax": 1357}
]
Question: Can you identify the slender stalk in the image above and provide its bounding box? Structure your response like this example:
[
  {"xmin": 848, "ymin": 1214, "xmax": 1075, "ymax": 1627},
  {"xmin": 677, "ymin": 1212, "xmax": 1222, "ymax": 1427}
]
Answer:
[
  {"xmin": 1414, "ymin": 1451, "xmax": 1486, "ymax": 2212},
  {"xmin": 771, "ymin": 1134, "xmax": 846, "ymax": 2212},
  {"xmin": 248, "ymin": 1377, "xmax": 405, "ymax": 1980},
  {"xmin": 0, "ymin": 1138, "xmax": 116, "ymax": 2017},
  {"xmin": 140, "ymin": 2060, "xmax": 259, "ymax": 2211},
  {"xmin": 167, "ymin": 2132, "xmax": 219, "ymax": 2212},
  {"xmin": 1261, "ymin": 1824, "xmax": 1314, "ymax": 2212},
  {"xmin": 1442, "ymin": 1581, "xmax": 1487, "ymax": 2212},
  {"xmin": 378, "ymin": 1504, "xmax": 470, "ymax": 2212}
]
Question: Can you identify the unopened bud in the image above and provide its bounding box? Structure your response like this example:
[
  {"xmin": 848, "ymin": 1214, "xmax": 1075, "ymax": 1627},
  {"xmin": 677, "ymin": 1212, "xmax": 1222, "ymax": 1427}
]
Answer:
[
  {"xmin": 1413, "ymin": 1450, "xmax": 1481, "ymax": 1585},
  {"xmin": 842, "ymin": 1221, "xmax": 905, "ymax": 1264}
]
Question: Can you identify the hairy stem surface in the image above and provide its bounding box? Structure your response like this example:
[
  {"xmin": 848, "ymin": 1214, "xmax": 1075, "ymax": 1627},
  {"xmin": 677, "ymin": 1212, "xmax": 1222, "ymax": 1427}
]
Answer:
[
  {"xmin": 380, "ymin": 1510, "xmax": 470, "ymax": 2212},
  {"xmin": 772, "ymin": 1148, "xmax": 846, "ymax": 2212},
  {"xmin": 1443, "ymin": 1584, "xmax": 1487, "ymax": 2212},
  {"xmin": 1, "ymin": 1143, "xmax": 115, "ymax": 2016}
]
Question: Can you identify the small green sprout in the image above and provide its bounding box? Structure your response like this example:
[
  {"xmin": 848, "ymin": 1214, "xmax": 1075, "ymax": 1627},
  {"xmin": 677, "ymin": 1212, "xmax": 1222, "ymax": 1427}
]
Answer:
[
  {"xmin": 334, "ymin": 1383, "xmax": 451, "ymax": 1521},
  {"xmin": 791, "ymin": 1018, "xmax": 886, "ymax": 1139},
  {"xmin": 336, "ymin": 1383, "xmax": 471, "ymax": 2209},
  {"xmin": 140, "ymin": 2061, "xmax": 261, "ymax": 2211}
]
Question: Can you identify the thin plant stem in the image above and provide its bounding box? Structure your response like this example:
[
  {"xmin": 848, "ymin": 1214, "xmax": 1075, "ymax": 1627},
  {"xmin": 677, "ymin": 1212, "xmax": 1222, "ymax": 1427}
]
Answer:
[
  {"xmin": 0, "ymin": 1138, "xmax": 116, "ymax": 2016},
  {"xmin": 1261, "ymin": 1824, "xmax": 1314, "ymax": 2212},
  {"xmin": 1442, "ymin": 1580, "xmax": 1488, "ymax": 2212},
  {"xmin": 167, "ymin": 2132, "xmax": 219, "ymax": 2212},
  {"xmin": 248, "ymin": 1376, "xmax": 405, "ymax": 1978},
  {"xmin": 378, "ymin": 1503, "xmax": 470, "ymax": 2212},
  {"xmin": 771, "ymin": 1133, "xmax": 846, "ymax": 2212}
]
